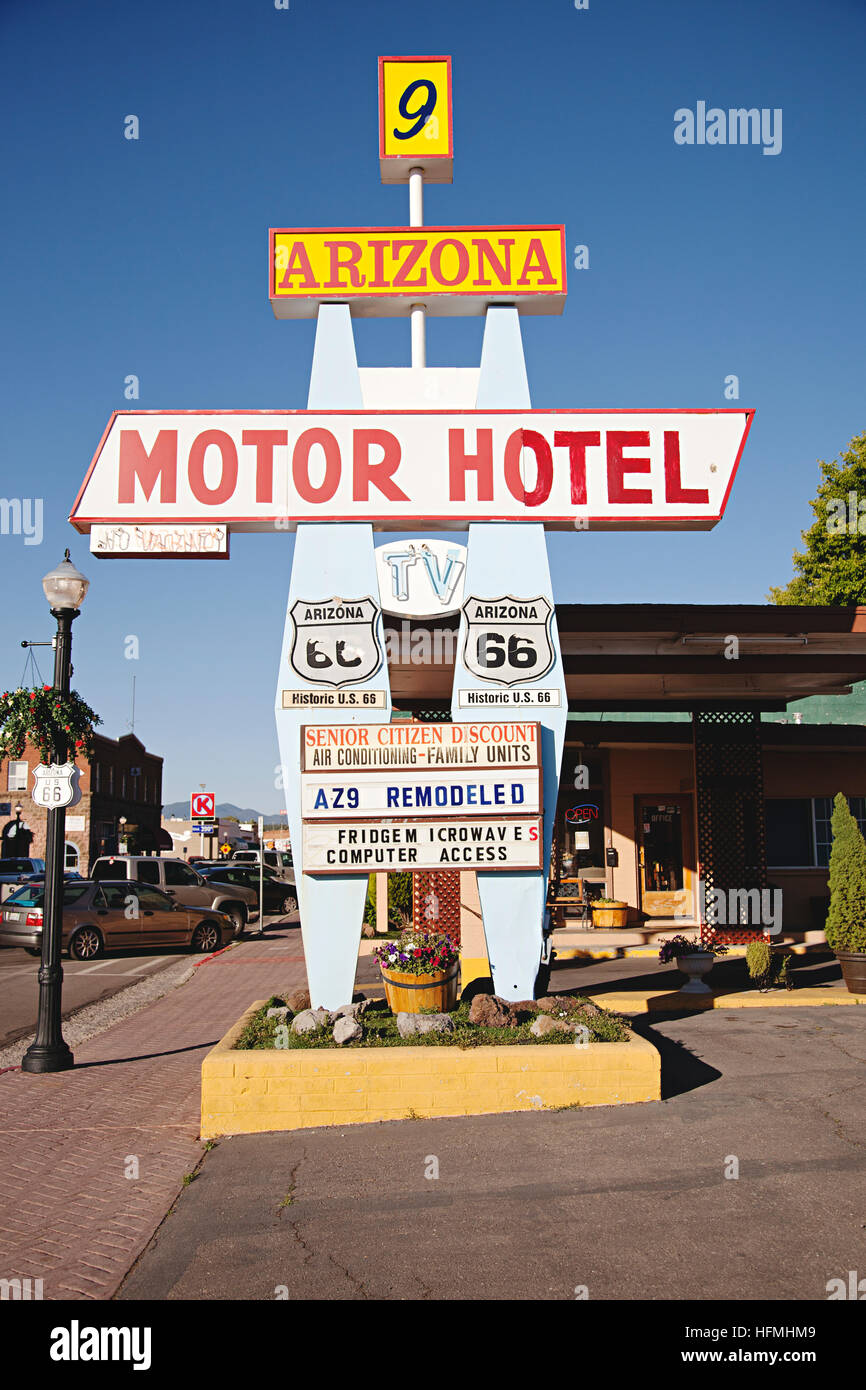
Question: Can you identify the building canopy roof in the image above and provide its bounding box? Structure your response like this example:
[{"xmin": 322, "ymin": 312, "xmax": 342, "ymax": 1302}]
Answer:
[{"xmin": 388, "ymin": 605, "xmax": 866, "ymax": 712}]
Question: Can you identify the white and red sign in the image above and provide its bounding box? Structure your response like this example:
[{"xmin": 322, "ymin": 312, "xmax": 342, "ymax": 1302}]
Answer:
[
  {"xmin": 301, "ymin": 720, "xmax": 541, "ymax": 772},
  {"xmin": 69, "ymin": 409, "xmax": 753, "ymax": 534},
  {"xmin": 302, "ymin": 816, "xmax": 543, "ymax": 873},
  {"xmin": 190, "ymin": 791, "xmax": 215, "ymax": 819}
]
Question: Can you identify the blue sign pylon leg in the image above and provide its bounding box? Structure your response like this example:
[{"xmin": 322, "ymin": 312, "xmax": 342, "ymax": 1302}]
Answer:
[
  {"xmin": 274, "ymin": 306, "xmax": 392, "ymax": 1010},
  {"xmin": 450, "ymin": 307, "xmax": 568, "ymax": 999}
]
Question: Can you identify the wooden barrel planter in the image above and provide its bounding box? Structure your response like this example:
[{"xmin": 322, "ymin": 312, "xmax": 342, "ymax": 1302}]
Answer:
[
  {"xmin": 591, "ymin": 902, "xmax": 629, "ymax": 929},
  {"xmin": 380, "ymin": 965, "xmax": 459, "ymax": 1014}
]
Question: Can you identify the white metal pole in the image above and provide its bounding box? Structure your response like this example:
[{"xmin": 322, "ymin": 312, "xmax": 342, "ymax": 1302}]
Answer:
[{"xmin": 409, "ymin": 166, "xmax": 426, "ymax": 368}]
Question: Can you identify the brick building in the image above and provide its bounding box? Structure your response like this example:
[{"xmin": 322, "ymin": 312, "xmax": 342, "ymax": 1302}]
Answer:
[{"xmin": 1, "ymin": 732, "xmax": 165, "ymax": 874}]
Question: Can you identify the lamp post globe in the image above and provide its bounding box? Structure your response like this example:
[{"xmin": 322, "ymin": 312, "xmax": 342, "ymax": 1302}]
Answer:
[{"xmin": 21, "ymin": 550, "xmax": 90, "ymax": 1074}]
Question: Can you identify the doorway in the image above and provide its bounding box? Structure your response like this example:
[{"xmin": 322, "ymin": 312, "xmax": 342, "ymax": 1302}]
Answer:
[{"xmin": 636, "ymin": 796, "xmax": 695, "ymax": 920}]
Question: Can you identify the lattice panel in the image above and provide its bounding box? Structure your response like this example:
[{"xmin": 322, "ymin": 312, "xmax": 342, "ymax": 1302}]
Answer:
[
  {"xmin": 693, "ymin": 710, "xmax": 768, "ymax": 946},
  {"xmin": 412, "ymin": 870, "xmax": 462, "ymax": 947}
]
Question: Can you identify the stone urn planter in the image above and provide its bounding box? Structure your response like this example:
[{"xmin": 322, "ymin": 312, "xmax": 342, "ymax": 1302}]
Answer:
[
  {"xmin": 676, "ymin": 951, "xmax": 716, "ymax": 994},
  {"xmin": 658, "ymin": 934, "xmax": 727, "ymax": 994},
  {"xmin": 591, "ymin": 899, "xmax": 629, "ymax": 929}
]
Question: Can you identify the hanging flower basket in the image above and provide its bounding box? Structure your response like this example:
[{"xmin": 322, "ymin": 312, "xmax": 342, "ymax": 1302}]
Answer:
[{"xmin": 0, "ymin": 687, "xmax": 102, "ymax": 766}]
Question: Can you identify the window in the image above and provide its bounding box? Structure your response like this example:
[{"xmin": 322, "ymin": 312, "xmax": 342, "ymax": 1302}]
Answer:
[
  {"xmin": 163, "ymin": 861, "xmax": 198, "ymax": 886},
  {"xmin": 765, "ymin": 796, "xmax": 866, "ymax": 867},
  {"xmin": 94, "ymin": 763, "xmax": 101, "ymax": 793},
  {"xmin": 64, "ymin": 842, "xmax": 80, "ymax": 871},
  {"xmin": 6, "ymin": 761, "xmax": 28, "ymax": 792},
  {"xmin": 134, "ymin": 884, "xmax": 174, "ymax": 912},
  {"xmin": 108, "ymin": 767, "xmax": 114, "ymax": 796},
  {"xmin": 137, "ymin": 860, "xmax": 160, "ymax": 885}
]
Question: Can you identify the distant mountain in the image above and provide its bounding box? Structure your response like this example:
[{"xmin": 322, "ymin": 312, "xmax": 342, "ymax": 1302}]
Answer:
[{"xmin": 162, "ymin": 801, "xmax": 287, "ymax": 824}]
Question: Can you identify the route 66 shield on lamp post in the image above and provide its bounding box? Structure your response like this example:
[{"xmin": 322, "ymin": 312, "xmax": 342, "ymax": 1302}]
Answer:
[{"xmin": 21, "ymin": 551, "xmax": 89, "ymax": 1075}]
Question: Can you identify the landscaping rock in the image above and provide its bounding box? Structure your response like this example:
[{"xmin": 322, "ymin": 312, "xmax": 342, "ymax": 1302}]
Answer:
[
  {"xmin": 530, "ymin": 1014, "xmax": 574, "ymax": 1038},
  {"xmin": 266, "ymin": 1006, "xmax": 291, "ymax": 1022},
  {"xmin": 509, "ymin": 1000, "xmax": 537, "ymax": 1022},
  {"xmin": 291, "ymin": 1009, "xmax": 320, "ymax": 1035},
  {"xmin": 468, "ymin": 994, "xmax": 514, "ymax": 1028},
  {"xmin": 396, "ymin": 1012, "xmax": 455, "ymax": 1038},
  {"xmin": 311, "ymin": 1008, "xmax": 330, "ymax": 1026},
  {"xmin": 330, "ymin": 1001, "xmax": 369, "ymax": 1022},
  {"xmin": 332, "ymin": 1016, "xmax": 363, "ymax": 1045},
  {"xmin": 536, "ymin": 994, "xmax": 593, "ymax": 1015},
  {"xmin": 286, "ymin": 989, "xmax": 311, "ymax": 1013}
]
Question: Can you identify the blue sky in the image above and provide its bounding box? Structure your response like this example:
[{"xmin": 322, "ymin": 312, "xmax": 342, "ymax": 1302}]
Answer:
[{"xmin": 1, "ymin": 0, "xmax": 864, "ymax": 810}]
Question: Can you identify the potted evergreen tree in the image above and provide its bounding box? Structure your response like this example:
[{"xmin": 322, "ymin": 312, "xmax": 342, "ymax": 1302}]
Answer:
[{"xmin": 825, "ymin": 792, "xmax": 866, "ymax": 994}]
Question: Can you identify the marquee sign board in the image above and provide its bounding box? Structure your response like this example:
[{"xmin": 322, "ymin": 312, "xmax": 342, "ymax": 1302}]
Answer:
[
  {"xmin": 375, "ymin": 538, "xmax": 466, "ymax": 617},
  {"xmin": 269, "ymin": 226, "xmax": 565, "ymax": 319},
  {"xmin": 302, "ymin": 816, "xmax": 543, "ymax": 873},
  {"xmin": 300, "ymin": 767, "xmax": 542, "ymax": 819},
  {"xmin": 461, "ymin": 595, "xmax": 556, "ymax": 686},
  {"xmin": 300, "ymin": 720, "xmax": 541, "ymax": 772},
  {"xmin": 31, "ymin": 763, "xmax": 82, "ymax": 810},
  {"xmin": 379, "ymin": 55, "xmax": 453, "ymax": 183},
  {"xmin": 69, "ymin": 409, "xmax": 752, "ymax": 534},
  {"xmin": 288, "ymin": 597, "xmax": 384, "ymax": 687}
]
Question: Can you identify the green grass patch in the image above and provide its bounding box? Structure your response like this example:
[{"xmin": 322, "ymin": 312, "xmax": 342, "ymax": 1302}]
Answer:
[{"xmin": 234, "ymin": 997, "xmax": 629, "ymax": 1051}]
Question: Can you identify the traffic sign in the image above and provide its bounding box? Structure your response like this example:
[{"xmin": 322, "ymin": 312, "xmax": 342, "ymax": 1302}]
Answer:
[
  {"xmin": 192, "ymin": 820, "xmax": 217, "ymax": 835},
  {"xmin": 190, "ymin": 791, "xmax": 215, "ymax": 819},
  {"xmin": 31, "ymin": 763, "xmax": 82, "ymax": 810}
]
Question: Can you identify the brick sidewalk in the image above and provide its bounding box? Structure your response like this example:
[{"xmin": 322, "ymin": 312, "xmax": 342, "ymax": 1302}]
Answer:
[{"xmin": 0, "ymin": 928, "xmax": 307, "ymax": 1300}]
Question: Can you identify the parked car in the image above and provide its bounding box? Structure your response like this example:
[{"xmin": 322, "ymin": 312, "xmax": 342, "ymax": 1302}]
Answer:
[
  {"xmin": 21, "ymin": 870, "xmax": 84, "ymax": 885},
  {"xmin": 89, "ymin": 856, "xmax": 258, "ymax": 934},
  {"xmin": 0, "ymin": 858, "xmax": 46, "ymax": 886},
  {"xmin": 0, "ymin": 879, "xmax": 233, "ymax": 959},
  {"xmin": 230, "ymin": 848, "xmax": 294, "ymax": 878},
  {"xmin": 198, "ymin": 863, "xmax": 297, "ymax": 916}
]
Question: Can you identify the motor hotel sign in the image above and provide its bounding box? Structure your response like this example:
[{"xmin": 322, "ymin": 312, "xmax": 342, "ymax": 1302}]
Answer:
[{"xmin": 70, "ymin": 409, "xmax": 752, "ymax": 533}]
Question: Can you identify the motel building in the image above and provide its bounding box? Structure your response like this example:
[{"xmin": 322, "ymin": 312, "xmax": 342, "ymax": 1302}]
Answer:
[{"xmin": 383, "ymin": 601, "xmax": 866, "ymax": 965}]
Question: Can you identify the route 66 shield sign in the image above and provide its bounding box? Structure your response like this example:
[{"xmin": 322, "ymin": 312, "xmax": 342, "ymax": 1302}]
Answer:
[
  {"xmin": 461, "ymin": 595, "xmax": 556, "ymax": 686},
  {"xmin": 289, "ymin": 596, "xmax": 384, "ymax": 687},
  {"xmin": 31, "ymin": 762, "xmax": 82, "ymax": 809}
]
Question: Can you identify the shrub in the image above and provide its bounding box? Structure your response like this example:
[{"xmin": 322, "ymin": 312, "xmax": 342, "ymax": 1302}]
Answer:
[
  {"xmin": 363, "ymin": 872, "xmax": 414, "ymax": 930},
  {"xmin": 825, "ymin": 793, "xmax": 866, "ymax": 954}
]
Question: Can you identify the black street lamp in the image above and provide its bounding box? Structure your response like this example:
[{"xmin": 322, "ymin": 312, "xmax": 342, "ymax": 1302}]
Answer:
[{"xmin": 21, "ymin": 551, "xmax": 90, "ymax": 1075}]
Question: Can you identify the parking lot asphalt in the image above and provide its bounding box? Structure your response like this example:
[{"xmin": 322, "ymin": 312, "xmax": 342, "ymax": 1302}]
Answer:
[
  {"xmin": 0, "ymin": 913, "xmax": 298, "ymax": 1048},
  {"xmin": 118, "ymin": 1004, "xmax": 866, "ymax": 1302}
]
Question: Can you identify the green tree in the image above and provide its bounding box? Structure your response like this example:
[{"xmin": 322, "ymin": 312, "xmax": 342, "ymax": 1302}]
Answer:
[
  {"xmin": 768, "ymin": 431, "xmax": 866, "ymax": 604},
  {"xmin": 824, "ymin": 792, "xmax": 866, "ymax": 953}
]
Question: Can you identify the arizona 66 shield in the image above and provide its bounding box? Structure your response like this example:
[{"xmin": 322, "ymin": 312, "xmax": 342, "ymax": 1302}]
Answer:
[
  {"xmin": 289, "ymin": 596, "xmax": 384, "ymax": 687},
  {"xmin": 461, "ymin": 595, "xmax": 556, "ymax": 686},
  {"xmin": 31, "ymin": 762, "xmax": 82, "ymax": 809}
]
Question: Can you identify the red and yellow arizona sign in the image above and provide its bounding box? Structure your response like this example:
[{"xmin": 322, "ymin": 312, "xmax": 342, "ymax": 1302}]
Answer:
[{"xmin": 269, "ymin": 226, "xmax": 566, "ymax": 319}]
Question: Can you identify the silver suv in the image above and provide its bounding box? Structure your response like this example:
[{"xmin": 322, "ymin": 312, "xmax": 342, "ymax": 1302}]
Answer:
[
  {"xmin": 90, "ymin": 856, "xmax": 258, "ymax": 935},
  {"xmin": 230, "ymin": 849, "xmax": 293, "ymax": 880}
]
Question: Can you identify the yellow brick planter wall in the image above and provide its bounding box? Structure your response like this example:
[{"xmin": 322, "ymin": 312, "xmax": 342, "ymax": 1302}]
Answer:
[{"xmin": 201, "ymin": 1001, "xmax": 661, "ymax": 1137}]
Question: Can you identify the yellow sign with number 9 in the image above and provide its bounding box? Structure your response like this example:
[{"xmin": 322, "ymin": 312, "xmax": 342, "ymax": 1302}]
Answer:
[{"xmin": 379, "ymin": 55, "xmax": 453, "ymax": 183}]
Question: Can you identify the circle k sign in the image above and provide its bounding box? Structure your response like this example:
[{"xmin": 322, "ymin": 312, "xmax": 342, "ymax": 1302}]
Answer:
[{"xmin": 191, "ymin": 792, "xmax": 215, "ymax": 819}]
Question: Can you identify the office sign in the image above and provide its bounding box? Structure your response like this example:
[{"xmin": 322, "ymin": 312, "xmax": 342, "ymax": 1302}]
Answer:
[
  {"xmin": 378, "ymin": 55, "xmax": 453, "ymax": 183},
  {"xmin": 375, "ymin": 538, "xmax": 466, "ymax": 618},
  {"xmin": 461, "ymin": 595, "xmax": 555, "ymax": 686},
  {"xmin": 70, "ymin": 409, "xmax": 752, "ymax": 534},
  {"xmin": 301, "ymin": 767, "xmax": 542, "ymax": 819},
  {"xmin": 288, "ymin": 597, "xmax": 384, "ymax": 687},
  {"xmin": 301, "ymin": 720, "xmax": 541, "ymax": 772},
  {"xmin": 269, "ymin": 226, "xmax": 565, "ymax": 318},
  {"xmin": 302, "ymin": 816, "xmax": 542, "ymax": 873}
]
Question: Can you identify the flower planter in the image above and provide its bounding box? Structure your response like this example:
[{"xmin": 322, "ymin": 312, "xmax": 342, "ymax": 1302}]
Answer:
[
  {"xmin": 835, "ymin": 950, "xmax": 866, "ymax": 995},
  {"xmin": 591, "ymin": 904, "xmax": 629, "ymax": 929},
  {"xmin": 380, "ymin": 965, "xmax": 459, "ymax": 1014},
  {"xmin": 677, "ymin": 950, "xmax": 715, "ymax": 994}
]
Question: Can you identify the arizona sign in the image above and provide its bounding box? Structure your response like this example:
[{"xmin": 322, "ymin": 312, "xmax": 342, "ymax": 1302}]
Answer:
[
  {"xmin": 269, "ymin": 226, "xmax": 566, "ymax": 317},
  {"xmin": 69, "ymin": 408, "xmax": 753, "ymax": 534}
]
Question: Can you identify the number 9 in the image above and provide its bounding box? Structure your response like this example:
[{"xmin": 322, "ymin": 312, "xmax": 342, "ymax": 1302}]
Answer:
[{"xmin": 394, "ymin": 79, "xmax": 436, "ymax": 141}]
